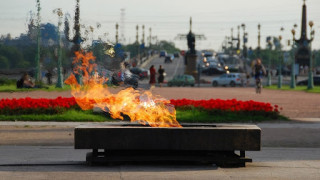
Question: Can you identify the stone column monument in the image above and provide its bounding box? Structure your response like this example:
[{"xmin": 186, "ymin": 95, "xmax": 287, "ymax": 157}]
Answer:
[{"xmin": 185, "ymin": 17, "xmax": 198, "ymax": 79}]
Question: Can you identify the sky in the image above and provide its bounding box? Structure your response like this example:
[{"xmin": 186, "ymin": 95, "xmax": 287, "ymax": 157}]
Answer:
[{"xmin": 0, "ymin": 0, "xmax": 320, "ymax": 51}]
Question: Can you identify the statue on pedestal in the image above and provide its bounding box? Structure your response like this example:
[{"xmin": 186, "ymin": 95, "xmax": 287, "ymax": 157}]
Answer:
[{"xmin": 187, "ymin": 18, "xmax": 196, "ymax": 54}]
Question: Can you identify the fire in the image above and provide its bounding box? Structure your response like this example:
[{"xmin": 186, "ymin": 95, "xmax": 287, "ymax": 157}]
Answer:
[{"xmin": 65, "ymin": 51, "xmax": 181, "ymax": 127}]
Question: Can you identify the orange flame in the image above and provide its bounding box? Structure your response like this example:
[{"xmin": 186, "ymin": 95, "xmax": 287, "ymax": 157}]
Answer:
[{"xmin": 65, "ymin": 51, "xmax": 181, "ymax": 127}]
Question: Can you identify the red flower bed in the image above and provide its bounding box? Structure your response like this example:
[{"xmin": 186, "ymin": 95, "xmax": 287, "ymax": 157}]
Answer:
[
  {"xmin": 0, "ymin": 97, "xmax": 280, "ymax": 115},
  {"xmin": 0, "ymin": 97, "xmax": 77, "ymax": 115},
  {"xmin": 170, "ymin": 98, "xmax": 279, "ymax": 113}
]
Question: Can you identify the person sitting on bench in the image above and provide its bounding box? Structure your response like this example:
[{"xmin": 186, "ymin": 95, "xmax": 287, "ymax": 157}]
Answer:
[{"xmin": 17, "ymin": 73, "xmax": 35, "ymax": 89}]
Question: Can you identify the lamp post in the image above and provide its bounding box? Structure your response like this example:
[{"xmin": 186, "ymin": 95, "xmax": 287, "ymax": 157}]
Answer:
[
  {"xmin": 115, "ymin": 23, "xmax": 119, "ymax": 44},
  {"xmin": 197, "ymin": 63, "xmax": 201, "ymax": 87},
  {"xmin": 149, "ymin": 27, "xmax": 152, "ymax": 47},
  {"xmin": 230, "ymin": 28, "xmax": 234, "ymax": 55},
  {"xmin": 53, "ymin": 8, "xmax": 64, "ymax": 88},
  {"xmin": 237, "ymin": 25, "xmax": 240, "ymax": 52},
  {"xmin": 35, "ymin": 0, "xmax": 41, "ymax": 82},
  {"xmin": 308, "ymin": 21, "xmax": 315, "ymax": 89},
  {"xmin": 241, "ymin": 23, "xmax": 247, "ymax": 58},
  {"xmin": 290, "ymin": 27, "xmax": 297, "ymax": 89},
  {"xmin": 142, "ymin": 25, "xmax": 145, "ymax": 62},
  {"xmin": 136, "ymin": 25, "xmax": 139, "ymax": 43},
  {"xmin": 136, "ymin": 25, "xmax": 141, "ymax": 64},
  {"xmin": 266, "ymin": 36, "xmax": 272, "ymax": 86},
  {"xmin": 277, "ymin": 27, "xmax": 285, "ymax": 89},
  {"xmin": 277, "ymin": 35, "xmax": 282, "ymax": 89},
  {"xmin": 257, "ymin": 24, "xmax": 261, "ymax": 57},
  {"xmin": 142, "ymin": 25, "xmax": 145, "ymax": 45}
]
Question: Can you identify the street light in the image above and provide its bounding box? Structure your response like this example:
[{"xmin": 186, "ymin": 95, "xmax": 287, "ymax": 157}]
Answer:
[
  {"xmin": 308, "ymin": 21, "xmax": 315, "ymax": 89},
  {"xmin": 277, "ymin": 27, "xmax": 285, "ymax": 89},
  {"xmin": 257, "ymin": 24, "xmax": 261, "ymax": 57},
  {"xmin": 115, "ymin": 23, "xmax": 119, "ymax": 44},
  {"xmin": 53, "ymin": 8, "xmax": 64, "ymax": 88},
  {"xmin": 241, "ymin": 24, "xmax": 247, "ymax": 58},
  {"xmin": 266, "ymin": 36, "xmax": 272, "ymax": 86},
  {"xmin": 290, "ymin": 27, "xmax": 296, "ymax": 89},
  {"xmin": 237, "ymin": 25, "xmax": 240, "ymax": 51},
  {"xmin": 230, "ymin": 28, "xmax": 234, "ymax": 55},
  {"xmin": 35, "ymin": 0, "xmax": 41, "ymax": 82},
  {"xmin": 136, "ymin": 25, "xmax": 141, "ymax": 64}
]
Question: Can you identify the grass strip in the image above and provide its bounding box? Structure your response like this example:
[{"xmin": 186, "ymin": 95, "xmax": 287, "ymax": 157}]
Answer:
[
  {"xmin": 0, "ymin": 84, "xmax": 71, "ymax": 92},
  {"xmin": 265, "ymin": 85, "xmax": 320, "ymax": 93},
  {"xmin": 176, "ymin": 109, "xmax": 287, "ymax": 123},
  {"xmin": 0, "ymin": 109, "xmax": 287, "ymax": 123},
  {"xmin": 0, "ymin": 110, "xmax": 113, "ymax": 122}
]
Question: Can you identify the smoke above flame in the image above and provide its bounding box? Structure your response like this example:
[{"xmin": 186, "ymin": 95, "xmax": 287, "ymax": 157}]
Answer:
[{"xmin": 65, "ymin": 51, "xmax": 181, "ymax": 127}]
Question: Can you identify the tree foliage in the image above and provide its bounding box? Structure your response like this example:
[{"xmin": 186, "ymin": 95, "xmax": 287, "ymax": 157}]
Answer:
[
  {"xmin": 122, "ymin": 40, "xmax": 180, "ymax": 58},
  {"xmin": 0, "ymin": 44, "xmax": 28, "ymax": 68},
  {"xmin": 247, "ymin": 47, "xmax": 320, "ymax": 69},
  {"xmin": 0, "ymin": 56, "xmax": 9, "ymax": 69},
  {"xmin": 156, "ymin": 40, "xmax": 180, "ymax": 54}
]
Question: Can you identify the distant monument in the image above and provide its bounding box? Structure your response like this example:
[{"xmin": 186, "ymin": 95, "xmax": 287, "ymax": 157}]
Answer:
[
  {"xmin": 187, "ymin": 18, "xmax": 196, "ymax": 54},
  {"xmin": 184, "ymin": 18, "xmax": 197, "ymax": 78},
  {"xmin": 294, "ymin": 0, "xmax": 313, "ymax": 66},
  {"xmin": 175, "ymin": 17, "xmax": 206, "ymax": 79},
  {"xmin": 175, "ymin": 18, "xmax": 205, "ymax": 80}
]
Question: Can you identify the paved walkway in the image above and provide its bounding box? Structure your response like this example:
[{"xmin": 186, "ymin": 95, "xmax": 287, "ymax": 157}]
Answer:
[{"xmin": 0, "ymin": 145, "xmax": 319, "ymax": 180}]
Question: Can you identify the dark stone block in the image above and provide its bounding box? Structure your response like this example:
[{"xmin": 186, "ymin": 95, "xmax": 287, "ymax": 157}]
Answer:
[{"xmin": 74, "ymin": 123, "xmax": 261, "ymax": 151}]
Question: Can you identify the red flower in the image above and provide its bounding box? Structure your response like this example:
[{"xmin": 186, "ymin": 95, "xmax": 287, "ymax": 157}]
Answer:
[{"xmin": 0, "ymin": 97, "xmax": 281, "ymax": 115}]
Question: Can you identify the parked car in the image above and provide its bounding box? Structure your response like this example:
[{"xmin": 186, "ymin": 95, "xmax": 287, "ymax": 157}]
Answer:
[
  {"xmin": 159, "ymin": 50, "xmax": 167, "ymax": 57},
  {"xmin": 212, "ymin": 73, "xmax": 244, "ymax": 87},
  {"xmin": 202, "ymin": 51, "xmax": 213, "ymax": 57},
  {"xmin": 180, "ymin": 50, "xmax": 186, "ymax": 56},
  {"xmin": 224, "ymin": 64, "xmax": 241, "ymax": 72},
  {"xmin": 297, "ymin": 76, "xmax": 320, "ymax": 85},
  {"xmin": 173, "ymin": 52, "xmax": 180, "ymax": 58},
  {"xmin": 164, "ymin": 54, "xmax": 174, "ymax": 63},
  {"xmin": 202, "ymin": 66, "xmax": 226, "ymax": 75},
  {"xmin": 130, "ymin": 67, "xmax": 149, "ymax": 80},
  {"xmin": 201, "ymin": 58, "xmax": 225, "ymax": 75},
  {"xmin": 168, "ymin": 74, "xmax": 195, "ymax": 87},
  {"xmin": 276, "ymin": 66, "xmax": 291, "ymax": 76}
]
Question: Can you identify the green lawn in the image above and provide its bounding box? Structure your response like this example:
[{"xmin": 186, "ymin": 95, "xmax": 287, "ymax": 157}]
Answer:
[
  {"xmin": 176, "ymin": 109, "xmax": 287, "ymax": 123},
  {"xmin": 0, "ymin": 110, "xmax": 110, "ymax": 122},
  {"xmin": 0, "ymin": 84, "xmax": 71, "ymax": 92},
  {"xmin": 265, "ymin": 85, "xmax": 320, "ymax": 93},
  {"xmin": 0, "ymin": 109, "xmax": 287, "ymax": 123}
]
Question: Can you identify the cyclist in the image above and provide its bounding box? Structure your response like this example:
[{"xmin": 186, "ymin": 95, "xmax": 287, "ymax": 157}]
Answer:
[{"xmin": 252, "ymin": 59, "xmax": 266, "ymax": 93}]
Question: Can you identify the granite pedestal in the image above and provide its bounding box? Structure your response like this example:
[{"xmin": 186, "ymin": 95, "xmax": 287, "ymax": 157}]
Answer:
[{"xmin": 74, "ymin": 123, "xmax": 261, "ymax": 167}]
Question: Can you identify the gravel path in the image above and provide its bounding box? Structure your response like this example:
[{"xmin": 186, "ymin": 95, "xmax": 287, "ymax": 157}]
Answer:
[{"xmin": 0, "ymin": 87, "xmax": 319, "ymax": 119}]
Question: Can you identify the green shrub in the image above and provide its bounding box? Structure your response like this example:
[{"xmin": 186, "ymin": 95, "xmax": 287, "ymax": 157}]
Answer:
[{"xmin": 0, "ymin": 77, "xmax": 16, "ymax": 85}]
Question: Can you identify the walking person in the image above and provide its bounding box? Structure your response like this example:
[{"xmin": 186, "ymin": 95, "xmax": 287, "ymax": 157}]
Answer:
[
  {"xmin": 45, "ymin": 70, "xmax": 52, "ymax": 85},
  {"xmin": 157, "ymin": 65, "xmax": 165, "ymax": 87},
  {"xmin": 149, "ymin": 65, "xmax": 156, "ymax": 87},
  {"xmin": 246, "ymin": 73, "xmax": 250, "ymax": 87}
]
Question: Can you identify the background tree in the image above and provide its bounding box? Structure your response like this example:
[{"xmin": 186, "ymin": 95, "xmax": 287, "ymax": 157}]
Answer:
[
  {"xmin": 0, "ymin": 44, "xmax": 28, "ymax": 68},
  {"xmin": 0, "ymin": 56, "xmax": 9, "ymax": 69}
]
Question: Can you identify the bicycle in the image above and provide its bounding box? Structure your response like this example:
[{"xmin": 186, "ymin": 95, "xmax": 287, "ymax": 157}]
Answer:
[{"xmin": 255, "ymin": 78, "xmax": 262, "ymax": 94}]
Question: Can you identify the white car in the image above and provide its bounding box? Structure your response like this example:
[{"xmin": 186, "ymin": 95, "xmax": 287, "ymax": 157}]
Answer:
[{"xmin": 212, "ymin": 73, "xmax": 244, "ymax": 87}]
